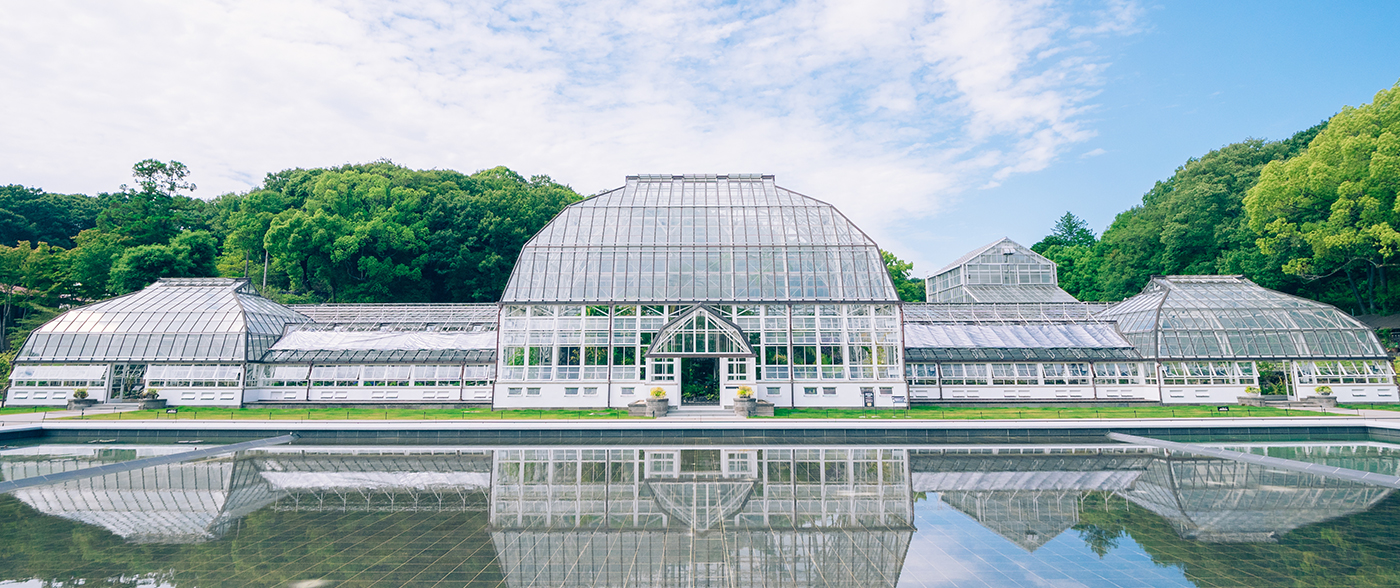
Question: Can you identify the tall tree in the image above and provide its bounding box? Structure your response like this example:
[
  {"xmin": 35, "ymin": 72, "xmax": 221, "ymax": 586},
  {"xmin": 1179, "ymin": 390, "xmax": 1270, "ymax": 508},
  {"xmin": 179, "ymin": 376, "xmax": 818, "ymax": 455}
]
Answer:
[
  {"xmin": 1246, "ymin": 80, "xmax": 1400, "ymax": 314},
  {"xmin": 98, "ymin": 159, "xmax": 210, "ymax": 246},
  {"xmin": 1032, "ymin": 212, "xmax": 1096, "ymax": 251}
]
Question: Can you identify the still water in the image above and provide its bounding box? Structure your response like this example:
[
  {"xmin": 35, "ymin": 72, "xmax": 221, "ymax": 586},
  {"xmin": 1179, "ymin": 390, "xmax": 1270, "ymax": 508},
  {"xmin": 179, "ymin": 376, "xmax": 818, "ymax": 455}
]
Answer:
[{"xmin": 1, "ymin": 440, "xmax": 1399, "ymax": 587}]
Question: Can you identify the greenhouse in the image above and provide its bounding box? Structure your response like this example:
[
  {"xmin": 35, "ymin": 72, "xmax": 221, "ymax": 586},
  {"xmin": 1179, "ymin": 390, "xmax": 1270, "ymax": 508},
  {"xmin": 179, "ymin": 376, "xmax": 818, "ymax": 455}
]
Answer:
[
  {"xmin": 1098, "ymin": 275, "xmax": 1395, "ymax": 404},
  {"xmin": 7, "ymin": 278, "xmax": 309, "ymax": 406},
  {"xmin": 494, "ymin": 174, "xmax": 907, "ymax": 410},
  {"xmin": 6, "ymin": 175, "xmax": 1397, "ymax": 409}
]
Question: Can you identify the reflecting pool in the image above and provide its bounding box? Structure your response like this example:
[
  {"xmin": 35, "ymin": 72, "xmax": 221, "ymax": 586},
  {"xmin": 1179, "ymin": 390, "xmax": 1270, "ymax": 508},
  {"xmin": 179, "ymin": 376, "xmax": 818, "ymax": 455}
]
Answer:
[{"xmin": 2, "ymin": 441, "xmax": 1399, "ymax": 587}]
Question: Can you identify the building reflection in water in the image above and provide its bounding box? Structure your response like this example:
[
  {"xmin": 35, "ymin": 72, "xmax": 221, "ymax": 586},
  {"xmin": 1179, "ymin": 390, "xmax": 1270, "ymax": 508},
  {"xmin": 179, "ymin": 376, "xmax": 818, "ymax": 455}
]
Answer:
[
  {"xmin": 1, "ymin": 441, "xmax": 1398, "ymax": 583},
  {"xmin": 489, "ymin": 448, "xmax": 914, "ymax": 587}
]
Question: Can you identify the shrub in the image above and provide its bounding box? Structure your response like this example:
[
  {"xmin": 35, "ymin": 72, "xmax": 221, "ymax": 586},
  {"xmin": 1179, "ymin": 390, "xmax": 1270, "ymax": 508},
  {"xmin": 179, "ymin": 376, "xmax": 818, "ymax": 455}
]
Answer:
[
  {"xmin": 736, "ymin": 386, "xmax": 753, "ymax": 398},
  {"xmin": 72, "ymin": 388, "xmax": 89, "ymax": 399},
  {"xmin": 142, "ymin": 388, "xmax": 161, "ymax": 399},
  {"xmin": 1315, "ymin": 385, "xmax": 1333, "ymax": 396},
  {"xmin": 649, "ymin": 387, "xmax": 666, "ymax": 399}
]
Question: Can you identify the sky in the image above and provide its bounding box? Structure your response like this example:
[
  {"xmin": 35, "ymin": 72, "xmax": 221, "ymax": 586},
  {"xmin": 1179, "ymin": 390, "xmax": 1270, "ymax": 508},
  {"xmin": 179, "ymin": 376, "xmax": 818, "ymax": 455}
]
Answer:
[{"xmin": 1, "ymin": 0, "xmax": 1398, "ymax": 276}]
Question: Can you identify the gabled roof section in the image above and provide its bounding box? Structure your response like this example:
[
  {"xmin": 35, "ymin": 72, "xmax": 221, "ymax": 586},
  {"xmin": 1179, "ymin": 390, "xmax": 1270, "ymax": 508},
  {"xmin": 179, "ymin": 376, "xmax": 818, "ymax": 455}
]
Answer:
[
  {"xmin": 646, "ymin": 305, "xmax": 755, "ymax": 358},
  {"xmin": 935, "ymin": 238, "xmax": 1041, "ymax": 275},
  {"xmin": 928, "ymin": 238, "xmax": 1077, "ymax": 303},
  {"xmin": 502, "ymin": 174, "xmax": 900, "ymax": 303}
]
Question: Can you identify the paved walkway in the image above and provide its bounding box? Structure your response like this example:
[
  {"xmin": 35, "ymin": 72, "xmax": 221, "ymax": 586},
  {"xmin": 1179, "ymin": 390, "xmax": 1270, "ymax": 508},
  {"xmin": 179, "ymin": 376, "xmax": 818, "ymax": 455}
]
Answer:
[{"xmin": 0, "ymin": 404, "xmax": 143, "ymax": 424}]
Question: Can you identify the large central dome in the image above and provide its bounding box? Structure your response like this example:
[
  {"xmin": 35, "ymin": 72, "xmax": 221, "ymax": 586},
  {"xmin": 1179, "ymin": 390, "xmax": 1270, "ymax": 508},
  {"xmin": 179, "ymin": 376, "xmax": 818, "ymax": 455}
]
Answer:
[{"xmin": 501, "ymin": 174, "xmax": 899, "ymax": 303}]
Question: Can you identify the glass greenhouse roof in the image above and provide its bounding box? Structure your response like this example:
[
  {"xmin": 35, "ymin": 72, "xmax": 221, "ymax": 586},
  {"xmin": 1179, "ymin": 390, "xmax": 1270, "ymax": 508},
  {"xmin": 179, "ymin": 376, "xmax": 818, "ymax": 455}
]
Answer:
[
  {"xmin": 1098, "ymin": 275, "xmax": 1387, "ymax": 360},
  {"xmin": 902, "ymin": 303, "xmax": 1140, "ymax": 362},
  {"xmin": 17, "ymin": 278, "xmax": 309, "ymax": 363},
  {"xmin": 501, "ymin": 174, "xmax": 899, "ymax": 303},
  {"xmin": 261, "ymin": 327, "xmax": 498, "ymax": 364},
  {"xmin": 289, "ymin": 304, "xmax": 499, "ymax": 328}
]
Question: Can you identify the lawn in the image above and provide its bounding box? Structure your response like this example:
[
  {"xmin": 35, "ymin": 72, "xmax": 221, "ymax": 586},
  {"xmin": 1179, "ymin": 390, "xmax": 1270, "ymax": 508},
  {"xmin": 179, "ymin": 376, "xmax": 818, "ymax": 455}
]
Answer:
[
  {"xmin": 69, "ymin": 407, "xmax": 640, "ymax": 421},
  {"xmin": 766, "ymin": 405, "xmax": 1333, "ymax": 419},
  {"xmin": 1339, "ymin": 403, "xmax": 1400, "ymax": 412},
  {"xmin": 0, "ymin": 406, "xmax": 64, "ymax": 415}
]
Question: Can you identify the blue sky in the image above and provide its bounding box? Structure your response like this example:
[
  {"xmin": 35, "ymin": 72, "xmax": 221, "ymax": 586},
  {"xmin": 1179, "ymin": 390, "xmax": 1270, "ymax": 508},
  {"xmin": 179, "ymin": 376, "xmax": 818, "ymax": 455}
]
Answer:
[{"xmin": 1, "ymin": 0, "xmax": 1397, "ymax": 275}]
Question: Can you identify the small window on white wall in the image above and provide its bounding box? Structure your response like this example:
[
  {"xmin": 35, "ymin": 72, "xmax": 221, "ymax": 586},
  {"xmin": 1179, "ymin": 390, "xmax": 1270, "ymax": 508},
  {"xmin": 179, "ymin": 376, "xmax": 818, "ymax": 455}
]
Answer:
[
  {"xmin": 584, "ymin": 387, "xmax": 598, "ymax": 396},
  {"xmin": 804, "ymin": 387, "xmax": 817, "ymax": 395},
  {"xmin": 621, "ymin": 387, "xmax": 635, "ymax": 396},
  {"xmin": 766, "ymin": 386, "xmax": 781, "ymax": 396},
  {"xmin": 527, "ymin": 387, "xmax": 540, "ymax": 396},
  {"xmin": 565, "ymin": 387, "xmax": 579, "ymax": 396},
  {"xmin": 823, "ymin": 387, "xmax": 836, "ymax": 395},
  {"xmin": 509, "ymin": 387, "xmax": 522, "ymax": 396}
]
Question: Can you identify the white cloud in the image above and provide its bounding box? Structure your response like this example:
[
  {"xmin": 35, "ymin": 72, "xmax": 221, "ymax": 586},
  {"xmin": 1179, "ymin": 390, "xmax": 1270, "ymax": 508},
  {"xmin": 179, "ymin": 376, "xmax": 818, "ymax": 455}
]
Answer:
[{"xmin": 0, "ymin": 0, "xmax": 1135, "ymax": 263}]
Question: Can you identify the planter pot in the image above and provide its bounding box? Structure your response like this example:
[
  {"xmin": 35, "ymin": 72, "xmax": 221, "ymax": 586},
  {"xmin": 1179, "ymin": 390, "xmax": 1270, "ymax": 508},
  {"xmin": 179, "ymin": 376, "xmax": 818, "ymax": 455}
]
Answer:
[
  {"xmin": 67, "ymin": 398, "xmax": 98, "ymax": 410},
  {"xmin": 1312, "ymin": 395, "xmax": 1338, "ymax": 408},
  {"xmin": 139, "ymin": 399, "xmax": 167, "ymax": 410},
  {"xmin": 644, "ymin": 398, "xmax": 669, "ymax": 417},
  {"xmin": 734, "ymin": 397, "xmax": 756, "ymax": 417}
]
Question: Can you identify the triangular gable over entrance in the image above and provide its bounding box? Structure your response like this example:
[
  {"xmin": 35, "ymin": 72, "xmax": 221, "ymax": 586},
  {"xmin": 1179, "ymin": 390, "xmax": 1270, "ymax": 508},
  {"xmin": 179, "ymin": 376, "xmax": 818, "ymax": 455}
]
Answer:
[{"xmin": 646, "ymin": 305, "xmax": 756, "ymax": 358}]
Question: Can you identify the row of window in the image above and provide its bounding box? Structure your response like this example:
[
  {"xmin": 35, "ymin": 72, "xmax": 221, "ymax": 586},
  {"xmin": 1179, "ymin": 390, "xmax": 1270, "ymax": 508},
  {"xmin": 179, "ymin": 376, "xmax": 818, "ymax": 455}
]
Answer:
[
  {"xmin": 252, "ymin": 364, "xmax": 494, "ymax": 388},
  {"xmin": 906, "ymin": 363, "xmax": 1099, "ymax": 386},
  {"xmin": 10, "ymin": 380, "xmax": 106, "ymax": 388},
  {"xmin": 904, "ymin": 361, "xmax": 1296, "ymax": 386},
  {"xmin": 1295, "ymin": 360, "xmax": 1393, "ymax": 384}
]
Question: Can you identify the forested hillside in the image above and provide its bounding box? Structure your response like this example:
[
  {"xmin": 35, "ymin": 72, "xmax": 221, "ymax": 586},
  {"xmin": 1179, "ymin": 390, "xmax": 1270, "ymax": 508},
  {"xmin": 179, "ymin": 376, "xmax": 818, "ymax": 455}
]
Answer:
[
  {"xmin": 1035, "ymin": 80, "xmax": 1400, "ymax": 315},
  {"xmin": 0, "ymin": 161, "xmax": 582, "ymax": 359}
]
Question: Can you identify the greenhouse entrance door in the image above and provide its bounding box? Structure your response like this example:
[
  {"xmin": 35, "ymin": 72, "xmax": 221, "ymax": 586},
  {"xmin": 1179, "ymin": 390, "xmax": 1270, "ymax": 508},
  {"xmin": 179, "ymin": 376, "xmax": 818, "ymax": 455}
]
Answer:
[
  {"xmin": 111, "ymin": 364, "xmax": 147, "ymax": 401},
  {"xmin": 681, "ymin": 358, "xmax": 720, "ymax": 406}
]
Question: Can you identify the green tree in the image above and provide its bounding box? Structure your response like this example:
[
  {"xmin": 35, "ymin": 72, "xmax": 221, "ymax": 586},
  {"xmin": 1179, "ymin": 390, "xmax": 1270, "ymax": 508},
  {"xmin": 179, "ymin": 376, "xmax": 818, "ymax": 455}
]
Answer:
[
  {"xmin": 1032, "ymin": 212, "xmax": 1096, "ymax": 251},
  {"xmin": 1247, "ymin": 80, "xmax": 1400, "ymax": 314},
  {"xmin": 423, "ymin": 167, "xmax": 584, "ymax": 301},
  {"xmin": 98, "ymin": 159, "xmax": 210, "ymax": 246},
  {"xmin": 64, "ymin": 229, "xmax": 128, "ymax": 300},
  {"xmin": 1062, "ymin": 122, "xmax": 1326, "ymax": 302},
  {"xmin": 0, "ymin": 185, "xmax": 102, "ymax": 248},
  {"xmin": 1032, "ymin": 212, "xmax": 1100, "ymax": 300},
  {"xmin": 107, "ymin": 230, "xmax": 220, "ymax": 294},
  {"xmin": 881, "ymin": 249, "xmax": 926, "ymax": 302}
]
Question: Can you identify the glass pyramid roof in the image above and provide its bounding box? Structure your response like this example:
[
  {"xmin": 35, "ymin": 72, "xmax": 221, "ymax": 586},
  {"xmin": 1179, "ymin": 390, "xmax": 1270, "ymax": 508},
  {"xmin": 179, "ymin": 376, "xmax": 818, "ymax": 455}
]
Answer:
[
  {"xmin": 1098, "ymin": 275, "xmax": 1386, "ymax": 360},
  {"xmin": 501, "ymin": 174, "xmax": 899, "ymax": 303},
  {"xmin": 17, "ymin": 278, "xmax": 310, "ymax": 363}
]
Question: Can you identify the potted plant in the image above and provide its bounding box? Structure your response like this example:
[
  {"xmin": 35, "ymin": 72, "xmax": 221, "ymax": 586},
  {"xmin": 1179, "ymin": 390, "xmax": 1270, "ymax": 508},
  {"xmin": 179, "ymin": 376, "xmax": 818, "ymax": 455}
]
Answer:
[
  {"xmin": 67, "ymin": 387, "xmax": 97, "ymax": 410},
  {"xmin": 733, "ymin": 386, "xmax": 757, "ymax": 417},
  {"xmin": 139, "ymin": 388, "xmax": 167, "ymax": 410},
  {"xmin": 1244, "ymin": 386, "xmax": 1260, "ymax": 396},
  {"xmin": 1314, "ymin": 385, "xmax": 1333, "ymax": 396},
  {"xmin": 645, "ymin": 387, "xmax": 669, "ymax": 417}
]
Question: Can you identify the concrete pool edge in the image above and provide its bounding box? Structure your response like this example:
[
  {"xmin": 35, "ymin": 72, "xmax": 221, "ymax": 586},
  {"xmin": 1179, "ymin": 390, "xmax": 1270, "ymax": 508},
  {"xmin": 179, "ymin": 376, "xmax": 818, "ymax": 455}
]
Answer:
[{"xmin": 3, "ymin": 415, "xmax": 1398, "ymax": 445}]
